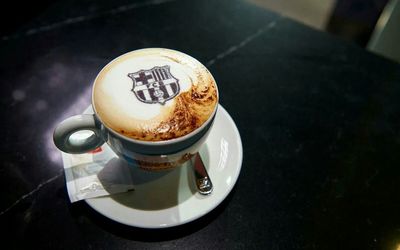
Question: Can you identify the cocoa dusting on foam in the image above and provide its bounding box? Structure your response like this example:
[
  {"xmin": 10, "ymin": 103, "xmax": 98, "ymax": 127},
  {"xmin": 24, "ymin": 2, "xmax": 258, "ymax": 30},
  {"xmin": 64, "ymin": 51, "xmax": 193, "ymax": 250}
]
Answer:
[
  {"xmin": 118, "ymin": 78, "xmax": 217, "ymax": 141},
  {"xmin": 93, "ymin": 48, "xmax": 218, "ymax": 141}
]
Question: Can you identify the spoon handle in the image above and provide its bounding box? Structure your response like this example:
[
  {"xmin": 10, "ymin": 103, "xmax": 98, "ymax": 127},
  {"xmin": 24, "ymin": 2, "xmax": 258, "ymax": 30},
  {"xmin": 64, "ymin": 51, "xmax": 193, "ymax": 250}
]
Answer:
[{"xmin": 192, "ymin": 153, "xmax": 213, "ymax": 195}]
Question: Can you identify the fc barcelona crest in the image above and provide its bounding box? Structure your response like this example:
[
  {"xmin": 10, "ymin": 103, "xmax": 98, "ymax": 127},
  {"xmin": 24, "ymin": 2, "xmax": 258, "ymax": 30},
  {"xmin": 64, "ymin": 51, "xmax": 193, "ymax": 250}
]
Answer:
[{"xmin": 128, "ymin": 65, "xmax": 180, "ymax": 105}]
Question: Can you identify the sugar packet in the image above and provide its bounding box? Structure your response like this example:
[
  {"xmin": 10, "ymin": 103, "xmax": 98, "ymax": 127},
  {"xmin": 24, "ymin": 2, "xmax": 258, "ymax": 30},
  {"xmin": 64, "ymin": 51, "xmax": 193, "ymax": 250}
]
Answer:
[{"xmin": 61, "ymin": 145, "xmax": 135, "ymax": 202}]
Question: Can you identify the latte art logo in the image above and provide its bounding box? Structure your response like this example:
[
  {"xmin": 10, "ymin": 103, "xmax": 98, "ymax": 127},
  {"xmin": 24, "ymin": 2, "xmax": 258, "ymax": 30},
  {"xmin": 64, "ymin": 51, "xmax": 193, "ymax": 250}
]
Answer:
[{"xmin": 128, "ymin": 65, "xmax": 180, "ymax": 105}]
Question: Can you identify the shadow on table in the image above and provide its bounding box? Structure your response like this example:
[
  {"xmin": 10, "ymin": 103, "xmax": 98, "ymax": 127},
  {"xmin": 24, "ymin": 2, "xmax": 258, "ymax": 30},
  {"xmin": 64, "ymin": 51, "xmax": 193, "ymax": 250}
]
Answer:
[{"xmin": 69, "ymin": 186, "xmax": 236, "ymax": 241}]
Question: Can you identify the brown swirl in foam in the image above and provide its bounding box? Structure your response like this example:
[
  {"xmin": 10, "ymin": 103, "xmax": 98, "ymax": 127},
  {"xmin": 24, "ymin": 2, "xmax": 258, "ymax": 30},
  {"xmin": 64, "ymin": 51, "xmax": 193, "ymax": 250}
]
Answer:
[{"xmin": 118, "ymin": 78, "xmax": 218, "ymax": 141}]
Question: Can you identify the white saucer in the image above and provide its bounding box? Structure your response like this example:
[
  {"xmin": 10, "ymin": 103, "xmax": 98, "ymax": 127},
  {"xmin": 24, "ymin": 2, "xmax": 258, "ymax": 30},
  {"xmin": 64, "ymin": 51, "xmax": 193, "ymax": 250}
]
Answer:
[{"xmin": 80, "ymin": 104, "xmax": 243, "ymax": 228}]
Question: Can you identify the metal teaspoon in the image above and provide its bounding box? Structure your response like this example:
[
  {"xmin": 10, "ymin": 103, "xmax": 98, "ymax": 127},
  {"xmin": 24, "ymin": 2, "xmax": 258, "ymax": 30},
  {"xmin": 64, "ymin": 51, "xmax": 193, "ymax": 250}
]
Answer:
[{"xmin": 192, "ymin": 152, "xmax": 213, "ymax": 195}]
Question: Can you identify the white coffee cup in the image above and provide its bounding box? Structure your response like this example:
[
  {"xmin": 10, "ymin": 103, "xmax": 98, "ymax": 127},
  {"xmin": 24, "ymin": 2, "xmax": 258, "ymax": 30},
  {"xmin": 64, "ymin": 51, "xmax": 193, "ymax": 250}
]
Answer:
[{"xmin": 53, "ymin": 48, "xmax": 218, "ymax": 171}]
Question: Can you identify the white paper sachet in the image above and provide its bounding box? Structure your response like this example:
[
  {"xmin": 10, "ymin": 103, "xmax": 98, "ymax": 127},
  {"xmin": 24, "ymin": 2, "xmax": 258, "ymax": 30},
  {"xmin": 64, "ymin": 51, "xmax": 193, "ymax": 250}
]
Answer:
[{"xmin": 61, "ymin": 145, "xmax": 135, "ymax": 202}]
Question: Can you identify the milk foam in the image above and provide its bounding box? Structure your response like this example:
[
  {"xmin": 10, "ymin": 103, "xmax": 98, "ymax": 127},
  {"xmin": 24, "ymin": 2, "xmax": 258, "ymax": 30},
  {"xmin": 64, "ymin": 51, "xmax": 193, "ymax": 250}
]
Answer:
[{"xmin": 93, "ymin": 48, "xmax": 218, "ymax": 141}]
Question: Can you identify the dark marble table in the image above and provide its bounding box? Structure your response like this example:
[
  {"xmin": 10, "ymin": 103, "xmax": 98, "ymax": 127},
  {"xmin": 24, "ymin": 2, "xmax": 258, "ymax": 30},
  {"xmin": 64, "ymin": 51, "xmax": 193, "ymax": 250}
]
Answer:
[{"xmin": 1, "ymin": 0, "xmax": 400, "ymax": 249}]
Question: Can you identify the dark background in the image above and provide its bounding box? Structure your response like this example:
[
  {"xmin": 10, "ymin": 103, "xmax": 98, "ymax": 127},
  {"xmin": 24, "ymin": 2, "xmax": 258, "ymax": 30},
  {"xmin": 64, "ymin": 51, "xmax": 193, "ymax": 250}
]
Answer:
[
  {"xmin": 0, "ymin": 0, "xmax": 390, "ymax": 46},
  {"xmin": 1, "ymin": 0, "xmax": 57, "ymax": 36}
]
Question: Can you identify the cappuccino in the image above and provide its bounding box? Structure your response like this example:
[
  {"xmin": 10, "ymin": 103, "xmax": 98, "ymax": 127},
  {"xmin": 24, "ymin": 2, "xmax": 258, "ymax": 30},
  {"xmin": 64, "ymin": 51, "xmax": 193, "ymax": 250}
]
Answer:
[{"xmin": 93, "ymin": 48, "xmax": 218, "ymax": 141}]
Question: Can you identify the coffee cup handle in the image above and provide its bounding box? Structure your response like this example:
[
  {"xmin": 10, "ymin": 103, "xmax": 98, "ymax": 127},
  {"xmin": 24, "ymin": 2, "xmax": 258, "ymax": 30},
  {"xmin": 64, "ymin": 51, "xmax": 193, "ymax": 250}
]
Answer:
[{"xmin": 53, "ymin": 114, "xmax": 105, "ymax": 154}]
